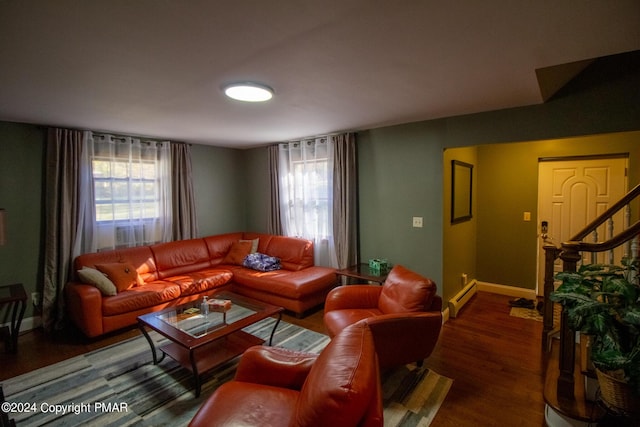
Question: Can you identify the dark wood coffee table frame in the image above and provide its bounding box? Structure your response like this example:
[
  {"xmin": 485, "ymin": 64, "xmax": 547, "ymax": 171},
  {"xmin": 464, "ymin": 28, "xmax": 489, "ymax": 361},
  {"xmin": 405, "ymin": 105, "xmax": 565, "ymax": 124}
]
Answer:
[{"xmin": 138, "ymin": 290, "xmax": 283, "ymax": 397}]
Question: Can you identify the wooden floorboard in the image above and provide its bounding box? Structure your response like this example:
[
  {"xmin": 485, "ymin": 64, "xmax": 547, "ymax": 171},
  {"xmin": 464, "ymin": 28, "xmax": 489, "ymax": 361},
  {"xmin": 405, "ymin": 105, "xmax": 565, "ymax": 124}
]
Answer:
[{"xmin": 1, "ymin": 291, "xmax": 547, "ymax": 426}]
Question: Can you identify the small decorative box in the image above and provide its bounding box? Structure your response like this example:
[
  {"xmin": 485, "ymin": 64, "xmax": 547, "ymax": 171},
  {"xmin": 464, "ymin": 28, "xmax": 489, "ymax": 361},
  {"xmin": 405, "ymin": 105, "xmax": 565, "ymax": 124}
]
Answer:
[
  {"xmin": 368, "ymin": 258, "xmax": 389, "ymax": 275},
  {"xmin": 208, "ymin": 299, "xmax": 232, "ymax": 313}
]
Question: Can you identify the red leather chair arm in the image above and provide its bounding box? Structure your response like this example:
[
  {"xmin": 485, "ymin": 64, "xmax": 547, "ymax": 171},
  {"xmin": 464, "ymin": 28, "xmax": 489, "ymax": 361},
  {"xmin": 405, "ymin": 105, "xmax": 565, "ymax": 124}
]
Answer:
[
  {"xmin": 365, "ymin": 311, "xmax": 442, "ymax": 368},
  {"xmin": 234, "ymin": 345, "xmax": 318, "ymax": 390},
  {"xmin": 324, "ymin": 285, "xmax": 382, "ymax": 312},
  {"xmin": 64, "ymin": 282, "xmax": 104, "ymax": 338},
  {"xmin": 430, "ymin": 295, "xmax": 443, "ymax": 311}
]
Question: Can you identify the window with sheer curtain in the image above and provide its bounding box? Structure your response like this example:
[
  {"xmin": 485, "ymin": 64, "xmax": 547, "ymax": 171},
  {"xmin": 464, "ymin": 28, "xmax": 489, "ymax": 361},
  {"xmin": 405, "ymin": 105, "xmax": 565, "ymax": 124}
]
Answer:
[
  {"xmin": 278, "ymin": 137, "xmax": 337, "ymax": 267},
  {"xmin": 90, "ymin": 134, "xmax": 172, "ymax": 250}
]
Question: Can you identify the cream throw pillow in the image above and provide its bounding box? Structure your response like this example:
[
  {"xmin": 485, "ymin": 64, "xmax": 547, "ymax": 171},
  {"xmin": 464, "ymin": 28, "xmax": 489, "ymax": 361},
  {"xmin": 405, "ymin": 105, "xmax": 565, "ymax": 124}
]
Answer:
[{"xmin": 77, "ymin": 267, "xmax": 117, "ymax": 296}]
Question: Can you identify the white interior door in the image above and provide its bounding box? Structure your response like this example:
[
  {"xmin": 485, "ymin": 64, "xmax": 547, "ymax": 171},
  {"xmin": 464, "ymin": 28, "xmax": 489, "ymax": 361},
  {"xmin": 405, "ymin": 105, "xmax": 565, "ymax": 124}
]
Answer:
[{"xmin": 536, "ymin": 157, "xmax": 628, "ymax": 295}]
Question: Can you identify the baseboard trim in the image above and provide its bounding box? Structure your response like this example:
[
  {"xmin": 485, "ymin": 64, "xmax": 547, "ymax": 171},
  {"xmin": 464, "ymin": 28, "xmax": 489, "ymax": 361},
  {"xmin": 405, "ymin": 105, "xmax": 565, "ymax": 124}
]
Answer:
[
  {"xmin": 476, "ymin": 281, "xmax": 537, "ymax": 299},
  {"xmin": 2, "ymin": 315, "xmax": 42, "ymax": 334}
]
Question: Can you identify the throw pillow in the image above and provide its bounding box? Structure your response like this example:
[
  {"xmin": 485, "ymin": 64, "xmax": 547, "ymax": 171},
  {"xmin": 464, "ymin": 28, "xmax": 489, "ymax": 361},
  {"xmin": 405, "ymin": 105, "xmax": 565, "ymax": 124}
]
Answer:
[
  {"xmin": 239, "ymin": 238, "xmax": 259, "ymax": 253},
  {"xmin": 243, "ymin": 252, "xmax": 282, "ymax": 271},
  {"xmin": 95, "ymin": 262, "xmax": 144, "ymax": 292},
  {"xmin": 77, "ymin": 267, "xmax": 117, "ymax": 296},
  {"xmin": 223, "ymin": 241, "xmax": 253, "ymax": 265}
]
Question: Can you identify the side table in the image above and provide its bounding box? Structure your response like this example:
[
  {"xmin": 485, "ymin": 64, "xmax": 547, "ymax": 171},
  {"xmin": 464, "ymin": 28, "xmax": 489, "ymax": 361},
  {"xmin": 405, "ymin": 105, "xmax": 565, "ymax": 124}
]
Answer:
[
  {"xmin": 335, "ymin": 264, "xmax": 388, "ymax": 285},
  {"xmin": 0, "ymin": 283, "xmax": 27, "ymax": 353}
]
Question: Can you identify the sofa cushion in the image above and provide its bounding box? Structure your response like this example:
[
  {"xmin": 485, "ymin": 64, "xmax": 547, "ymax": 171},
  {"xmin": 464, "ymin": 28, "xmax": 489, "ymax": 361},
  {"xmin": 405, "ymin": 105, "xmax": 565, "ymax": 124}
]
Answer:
[
  {"xmin": 95, "ymin": 262, "xmax": 144, "ymax": 292},
  {"xmin": 190, "ymin": 381, "xmax": 298, "ymax": 427},
  {"xmin": 77, "ymin": 267, "xmax": 117, "ymax": 296},
  {"xmin": 164, "ymin": 269, "xmax": 233, "ymax": 296},
  {"xmin": 231, "ymin": 266, "xmax": 336, "ymax": 299},
  {"xmin": 102, "ymin": 281, "xmax": 181, "ymax": 316},
  {"xmin": 264, "ymin": 236, "xmax": 314, "ymax": 271},
  {"xmin": 378, "ymin": 265, "xmax": 436, "ymax": 314},
  {"xmin": 150, "ymin": 238, "xmax": 212, "ymax": 279},
  {"xmin": 223, "ymin": 240, "xmax": 253, "ymax": 265}
]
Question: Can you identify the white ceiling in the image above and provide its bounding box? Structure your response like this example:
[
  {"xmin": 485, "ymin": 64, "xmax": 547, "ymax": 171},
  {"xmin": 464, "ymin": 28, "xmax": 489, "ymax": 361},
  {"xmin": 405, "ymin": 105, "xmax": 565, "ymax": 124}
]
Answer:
[{"xmin": 1, "ymin": 1, "xmax": 639, "ymax": 148}]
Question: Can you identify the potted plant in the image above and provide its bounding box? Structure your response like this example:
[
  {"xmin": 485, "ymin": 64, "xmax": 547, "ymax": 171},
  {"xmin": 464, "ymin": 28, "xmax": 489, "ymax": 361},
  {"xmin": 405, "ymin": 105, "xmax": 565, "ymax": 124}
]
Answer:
[{"xmin": 550, "ymin": 258, "xmax": 640, "ymax": 415}]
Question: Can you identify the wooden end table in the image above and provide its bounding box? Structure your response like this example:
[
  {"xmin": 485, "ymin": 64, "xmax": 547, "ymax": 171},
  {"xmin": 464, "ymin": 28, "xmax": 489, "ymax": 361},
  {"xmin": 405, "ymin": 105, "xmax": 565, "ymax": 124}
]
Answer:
[
  {"xmin": 335, "ymin": 263, "xmax": 388, "ymax": 285},
  {"xmin": 0, "ymin": 283, "xmax": 27, "ymax": 353},
  {"xmin": 138, "ymin": 290, "xmax": 283, "ymax": 397}
]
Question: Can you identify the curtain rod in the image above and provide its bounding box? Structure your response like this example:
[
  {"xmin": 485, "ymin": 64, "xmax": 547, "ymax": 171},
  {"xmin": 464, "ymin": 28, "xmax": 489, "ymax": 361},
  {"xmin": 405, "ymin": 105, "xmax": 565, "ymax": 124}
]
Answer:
[
  {"xmin": 281, "ymin": 130, "xmax": 357, "ymax": 144},
  {"xmin": 91, "ymin": 132, "xmax": 191, "ymax": 146},
  {"xmin": 92, "ymin": 132, "xmax": 165, "ymax": 144}
]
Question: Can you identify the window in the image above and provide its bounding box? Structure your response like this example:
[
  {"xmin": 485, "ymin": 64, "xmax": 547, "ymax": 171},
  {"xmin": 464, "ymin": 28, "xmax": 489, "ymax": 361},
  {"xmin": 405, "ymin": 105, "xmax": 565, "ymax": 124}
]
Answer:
[
  {"xmin": 89, "ymin": 135, "xmax": 171, "ymax": 250},
  {"xmin": 278, "ymin": 138, "xmax": 336, "ymax": 266},
  {"xmin": 92, "ymin": 158, "xmax": 160, "ymax": 222},
  {"xmin": 289, "ymin": 158, "xmax": 330, "ymax": 238}
]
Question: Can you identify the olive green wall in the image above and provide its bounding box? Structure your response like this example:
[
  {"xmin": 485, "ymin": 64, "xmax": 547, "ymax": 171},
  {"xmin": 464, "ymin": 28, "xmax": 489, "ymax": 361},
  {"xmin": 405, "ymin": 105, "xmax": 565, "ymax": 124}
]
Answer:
[
  {"xmin": 243, "ymin": 146, "xmax": 272, "ymax": 233},
  {"xmin": 475, "ymin": 132, "xmax": 640, "ymax": 291},
  {"xmin": 357, "ymin": 121, "xmax": 445, "ymax": 283},
  {"xmin": 191, "ymin": 143, "xmax": 247, "ymax": 236},
  {"xmin": 443, "ymin": 146, "xmax": 477, "ymax": 302},
  {"xmin": 0, "ymin": 122, "xmax": 45, "ymax": 318}
]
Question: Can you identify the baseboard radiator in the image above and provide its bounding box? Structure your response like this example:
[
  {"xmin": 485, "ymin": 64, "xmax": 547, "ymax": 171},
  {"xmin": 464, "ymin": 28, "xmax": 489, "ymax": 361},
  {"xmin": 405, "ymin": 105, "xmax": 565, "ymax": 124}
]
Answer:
[{"xmin": 448, "ymin": 279, "xmax": 477, "ymax": 318}]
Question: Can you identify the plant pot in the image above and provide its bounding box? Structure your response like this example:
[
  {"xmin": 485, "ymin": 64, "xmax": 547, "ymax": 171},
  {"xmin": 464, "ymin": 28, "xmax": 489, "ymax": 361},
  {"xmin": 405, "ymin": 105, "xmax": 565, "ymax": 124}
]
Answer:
[{"xmin": 595, "ymin": 368, "xmax": 640, "ymax": 416}]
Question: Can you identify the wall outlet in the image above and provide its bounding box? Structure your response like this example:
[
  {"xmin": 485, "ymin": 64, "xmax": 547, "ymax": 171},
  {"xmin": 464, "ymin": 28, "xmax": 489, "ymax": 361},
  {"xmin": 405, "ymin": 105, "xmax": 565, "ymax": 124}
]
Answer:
[
  {"xmin": 412, "ymin": 216, "xmax": 423, "ymax": 228},
  {"xmin": 32, "ymin": 292, "xmax": 40, "ymax": 306},
  {"xmin": 461, "ymin": 273, "xmax": 468, "ymax": 286}
]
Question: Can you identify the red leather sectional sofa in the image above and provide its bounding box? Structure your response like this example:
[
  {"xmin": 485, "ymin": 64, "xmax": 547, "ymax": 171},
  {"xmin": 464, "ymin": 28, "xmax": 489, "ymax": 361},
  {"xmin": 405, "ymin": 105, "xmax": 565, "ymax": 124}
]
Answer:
[{"xmin": 65, "ymin": 232, "xmax": 338, "ymax": 338}]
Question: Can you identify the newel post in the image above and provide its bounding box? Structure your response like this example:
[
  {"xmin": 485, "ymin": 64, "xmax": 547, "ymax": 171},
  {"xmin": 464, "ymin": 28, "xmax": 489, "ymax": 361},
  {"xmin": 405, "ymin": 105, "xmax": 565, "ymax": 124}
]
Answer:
[
  {"xmin": 542, "ymin": 244, "xmax": 561, "ymax": 351},
  {"xmin": 556, "ymin": 241, "xmax": 581, "ymax": 398}
]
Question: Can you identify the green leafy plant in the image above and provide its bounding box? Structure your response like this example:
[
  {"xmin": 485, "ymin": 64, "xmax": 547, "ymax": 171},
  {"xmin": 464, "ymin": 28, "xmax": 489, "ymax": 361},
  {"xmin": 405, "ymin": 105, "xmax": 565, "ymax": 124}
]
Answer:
[{"xmin": 550, "ymin": 258, "xmax": 640, "ymax": 395}]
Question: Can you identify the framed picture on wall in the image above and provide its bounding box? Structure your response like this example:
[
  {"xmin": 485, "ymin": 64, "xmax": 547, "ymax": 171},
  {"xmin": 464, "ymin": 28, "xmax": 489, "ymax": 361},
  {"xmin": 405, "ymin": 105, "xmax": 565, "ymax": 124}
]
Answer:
[{"xmin": 451, "ymin": 160, "xmax": 473, "ymax": 223}]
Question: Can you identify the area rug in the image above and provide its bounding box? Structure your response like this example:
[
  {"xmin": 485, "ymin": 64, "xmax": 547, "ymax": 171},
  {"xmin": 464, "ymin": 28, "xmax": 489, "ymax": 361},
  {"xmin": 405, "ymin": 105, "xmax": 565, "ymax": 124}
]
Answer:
[
  {"xmin": 2, "ymin": 318, "xmax": 452, "ymax": 427},
  {"xmin": 509, "ymin": 302, "xmax": 561, "ymax": 323}
]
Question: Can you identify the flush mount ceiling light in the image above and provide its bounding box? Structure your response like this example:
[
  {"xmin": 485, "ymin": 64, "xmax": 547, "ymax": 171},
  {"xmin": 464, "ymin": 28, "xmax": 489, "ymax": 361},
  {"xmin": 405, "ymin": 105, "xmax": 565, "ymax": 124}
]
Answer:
[{"xmin": 223, "ymin": 82, "xmax": 274, "ymax": 102}]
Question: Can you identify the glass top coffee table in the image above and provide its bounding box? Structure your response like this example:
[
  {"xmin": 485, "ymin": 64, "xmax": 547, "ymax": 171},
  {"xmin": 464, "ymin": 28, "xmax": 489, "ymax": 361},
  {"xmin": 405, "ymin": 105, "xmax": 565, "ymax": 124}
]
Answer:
[{"xmin": 137, "ymin": 290, "xmax": 283, "ymax": 397}]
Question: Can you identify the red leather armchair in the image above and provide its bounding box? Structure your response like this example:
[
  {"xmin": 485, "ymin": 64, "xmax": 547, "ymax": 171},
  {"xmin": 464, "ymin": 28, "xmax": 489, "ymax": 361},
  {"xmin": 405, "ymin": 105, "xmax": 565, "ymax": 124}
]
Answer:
[
  {"xmin": 324, "ymin": 264, "xmax": 442, "ymax": 368},
  {"xmin": 189, "ymin": 322, "xmax": 383, "ymax": 427}
]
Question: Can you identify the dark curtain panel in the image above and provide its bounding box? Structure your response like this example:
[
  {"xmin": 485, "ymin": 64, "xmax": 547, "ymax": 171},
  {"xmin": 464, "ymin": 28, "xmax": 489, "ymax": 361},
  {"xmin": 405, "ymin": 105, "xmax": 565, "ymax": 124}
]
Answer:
[
  {"xmin": 267, "ymin": 144, "xmax": 283, "ymax": 235},
  {"xmin": 43, "ymin": 128, "xmax": 92, "ymax": 331},
  {"xmin": 333, "ymin": 133, "xmax": 358, "ymax": 269},
  {"xmin": 170, "ymin": 142, "xmax": 198, "ymax": 240}
]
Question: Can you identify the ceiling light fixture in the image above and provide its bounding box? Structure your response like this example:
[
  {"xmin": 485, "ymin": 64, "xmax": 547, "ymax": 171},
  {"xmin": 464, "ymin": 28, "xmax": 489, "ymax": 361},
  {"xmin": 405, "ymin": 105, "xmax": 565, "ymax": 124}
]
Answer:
[{"xmin": 223, "ymin": 82, "xmax": 274, "ymax": 102}]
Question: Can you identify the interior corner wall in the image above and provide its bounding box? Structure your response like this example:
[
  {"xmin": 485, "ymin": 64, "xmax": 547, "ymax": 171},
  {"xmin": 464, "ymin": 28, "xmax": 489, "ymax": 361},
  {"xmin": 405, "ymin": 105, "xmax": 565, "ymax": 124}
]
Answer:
[
  {"xmin": 190, "ymin": 143, "xmax": 247, "ymax": 236},
  {"xmin": 242, "ymin": 146, "xmax": 272, "ymax": 233}
]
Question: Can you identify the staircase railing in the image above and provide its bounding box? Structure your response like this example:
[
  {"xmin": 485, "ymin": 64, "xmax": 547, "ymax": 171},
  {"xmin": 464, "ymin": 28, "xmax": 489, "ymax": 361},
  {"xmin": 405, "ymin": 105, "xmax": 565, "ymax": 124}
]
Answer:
[{"xmin": 542, "ymin": 182, "xmax": 640, "ymax": 399}]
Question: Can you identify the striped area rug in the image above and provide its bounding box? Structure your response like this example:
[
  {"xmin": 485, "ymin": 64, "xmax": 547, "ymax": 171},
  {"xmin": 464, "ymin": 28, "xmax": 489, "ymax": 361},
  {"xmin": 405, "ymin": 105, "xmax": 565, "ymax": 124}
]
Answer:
[{"xmin": 3, "ymin": 318, "xmax": 451, "ymax": 427}]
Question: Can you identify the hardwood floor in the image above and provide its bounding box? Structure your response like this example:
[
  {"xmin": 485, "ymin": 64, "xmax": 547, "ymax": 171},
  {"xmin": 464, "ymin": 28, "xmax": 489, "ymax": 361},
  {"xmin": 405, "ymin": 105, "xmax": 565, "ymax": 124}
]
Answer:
[{"xmin": 1, "ymin": 291, "xmax": 546, "ymax": 426}]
